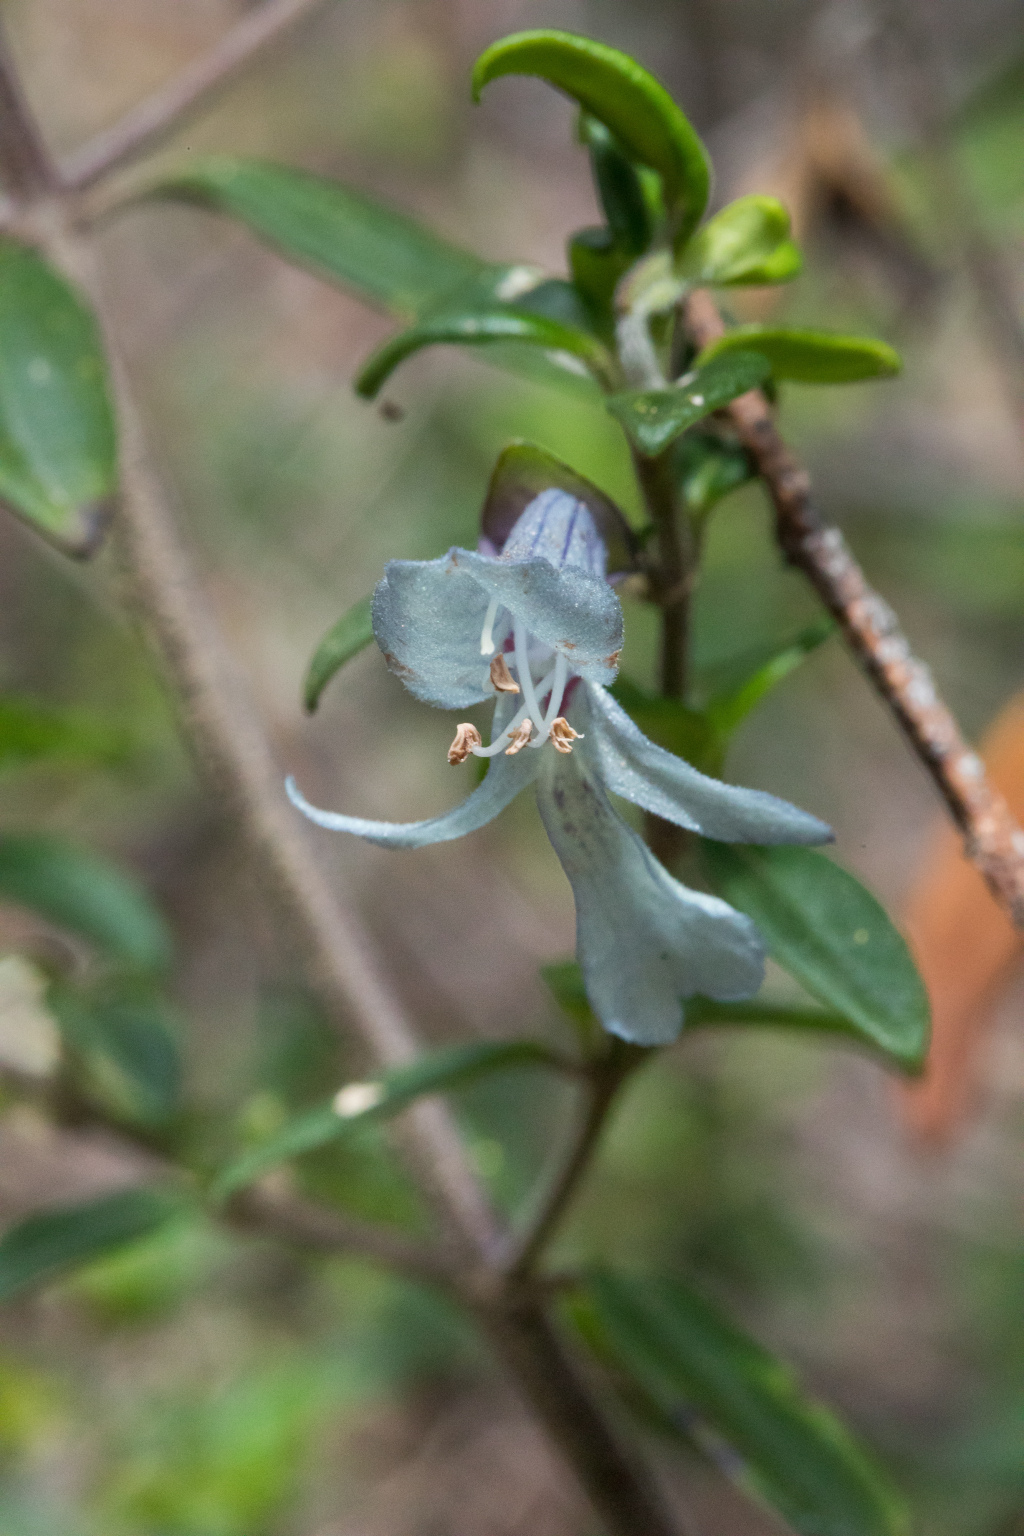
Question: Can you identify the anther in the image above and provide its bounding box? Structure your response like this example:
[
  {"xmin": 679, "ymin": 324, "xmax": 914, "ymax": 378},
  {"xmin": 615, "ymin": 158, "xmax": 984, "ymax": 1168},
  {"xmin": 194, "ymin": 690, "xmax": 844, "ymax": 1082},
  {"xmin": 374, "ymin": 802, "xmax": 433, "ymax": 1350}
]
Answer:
[
  {"xmin": 550, "ymin": 717, "xmax": 582, "ymax": 754},
  {"xmin": 504, "ymin": 719, "xmax": 534, "ymax": 755},
  {"xmin": 448, "ymin": 723, "xmax": 482, "ymax": 764},
  {"xmin": 489, "ymin": 655, "xmax": 520, "ymax": 693}
]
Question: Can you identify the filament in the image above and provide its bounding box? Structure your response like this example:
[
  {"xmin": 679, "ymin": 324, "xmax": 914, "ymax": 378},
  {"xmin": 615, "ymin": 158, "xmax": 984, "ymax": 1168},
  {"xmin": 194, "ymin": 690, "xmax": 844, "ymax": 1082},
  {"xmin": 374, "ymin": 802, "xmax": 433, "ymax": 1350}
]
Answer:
[
  {"xmin": 479, "ymin": 597, "xmax": 501, "ymax": 655},
  {"xmin": 472, "ymin": 664, "xmax": 557, "ymax": 757},
  {"xmin": 514, "ymin": 619, "xmax": 549, "ymax": 734},
  {"xmin": 531, "ymin": 651, "xmax": 568, "ymax": 747}
]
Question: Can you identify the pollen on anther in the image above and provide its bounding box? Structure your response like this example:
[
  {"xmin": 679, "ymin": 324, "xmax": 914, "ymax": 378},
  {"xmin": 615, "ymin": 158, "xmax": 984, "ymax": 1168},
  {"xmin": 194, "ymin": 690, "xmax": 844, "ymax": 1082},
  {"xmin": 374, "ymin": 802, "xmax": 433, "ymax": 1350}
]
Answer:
[
  {"xmin": 550, "ymin": 717, "xmax": 582, "ymax": 754},
  {"xmin": 489, "ymin": 655, "xmax": 520, "ymax": 693},
  {"xmin": 505, "ymin": 719, "xmax": 534, "ymax": 755},
  {"xmin": 448, "ymin": 722, "xmax": 482, "ymax": 764}
]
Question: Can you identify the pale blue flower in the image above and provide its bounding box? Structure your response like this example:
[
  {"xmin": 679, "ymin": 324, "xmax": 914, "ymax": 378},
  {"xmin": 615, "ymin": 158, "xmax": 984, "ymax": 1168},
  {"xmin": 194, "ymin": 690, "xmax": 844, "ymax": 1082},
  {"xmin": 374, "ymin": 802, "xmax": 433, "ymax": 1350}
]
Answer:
[{"xmin": 288, "ymin": 489, "xmax": 831, "ymax": 1046}]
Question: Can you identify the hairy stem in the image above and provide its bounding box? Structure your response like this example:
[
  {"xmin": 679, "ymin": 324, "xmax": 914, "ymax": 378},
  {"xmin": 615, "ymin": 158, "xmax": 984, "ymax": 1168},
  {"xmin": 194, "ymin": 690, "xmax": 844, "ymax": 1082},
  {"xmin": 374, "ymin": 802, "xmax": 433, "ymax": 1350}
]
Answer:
[{"xmin": 685, "ymin": 285, "xmax": 1024, "ymax": 927}]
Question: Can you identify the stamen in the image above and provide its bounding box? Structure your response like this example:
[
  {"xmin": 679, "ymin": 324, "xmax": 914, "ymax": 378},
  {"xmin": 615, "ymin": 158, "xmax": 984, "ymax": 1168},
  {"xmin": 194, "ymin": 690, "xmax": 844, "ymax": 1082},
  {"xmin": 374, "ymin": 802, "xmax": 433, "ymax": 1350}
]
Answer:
[
  {"xmin": 530, "ymin": 651, "xmax": 568, "ymax": 748},
  {"xmin": 489, "ymin": 654, "xmax": 520, "ymax": 693},
  {"xmin": 514, "ymin": 620, "xmax": 548, "ymax": 733},
  {"xmin": 550, "ymin": 717, "xmax": 582, "ymax": 754},
  {"xmin": 447, "ymin": 722, "xmax": 482, "ymax": 764},
  {"xmin": 479, "ymin": 597, "xmax": 501, "ymax": 656},
  {"xmin": 470, "ymin": 665, "xmax": 558, "ymax": 758},
  {"xmin": 504, "ymin": 719, "xmax": 534, "ymax": 755}
]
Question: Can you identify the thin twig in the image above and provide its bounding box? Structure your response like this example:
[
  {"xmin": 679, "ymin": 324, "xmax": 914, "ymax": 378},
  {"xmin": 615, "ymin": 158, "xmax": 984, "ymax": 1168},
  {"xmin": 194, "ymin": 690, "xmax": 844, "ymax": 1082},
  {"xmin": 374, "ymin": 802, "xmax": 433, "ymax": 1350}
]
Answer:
[
  {"xmin": 685, "ymin": 286, "xmax": 1024, "ymax": 927},
  {"xmin": 0, "ymin": 27, "xmax": 56, "ymax": 198},
  {"xmin": 227, "ymin": 1180, "xmax": 456, "ymax": 1289},
  {"xmin": 60, "ymin": 0, "xmax": 334, "ymax": 193},
  {"xmin": 504, "ymin": 1054, "xmax": 633, "ymax": 1280}
]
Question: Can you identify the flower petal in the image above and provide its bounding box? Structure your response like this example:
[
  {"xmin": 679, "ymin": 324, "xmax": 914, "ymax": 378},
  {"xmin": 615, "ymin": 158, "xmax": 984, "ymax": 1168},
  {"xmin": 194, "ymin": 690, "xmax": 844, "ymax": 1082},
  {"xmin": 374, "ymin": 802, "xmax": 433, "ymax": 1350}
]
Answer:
[
  {"xmin": 372, "ymin": 556, "xmax": 493, "ymax": 709},
  {"xmin": 287, "ymin": 698, "xmax": 540, "ymax": 848},
  {"xmin": 536, "ymin": 747, "xmax": 765, "ymax": 1045},
  {"xmin": 452, "ymin": 550, "xmax": 622, "ymax": 684},
  {"xmin": 583, "ymin": 682, "xmax": 832, "ymax": 844},
  {"xmin": 499, "ymin": 488, "xmax": 608, "ymax": 576}
]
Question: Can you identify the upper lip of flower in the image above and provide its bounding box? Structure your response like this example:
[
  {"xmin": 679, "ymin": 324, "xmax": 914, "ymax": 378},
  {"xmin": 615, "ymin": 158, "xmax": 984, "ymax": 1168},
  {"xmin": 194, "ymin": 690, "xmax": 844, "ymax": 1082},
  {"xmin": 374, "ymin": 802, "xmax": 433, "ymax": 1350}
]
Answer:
[{"xmin": 287, "ymin": 487, "xmax": 833, "ymax": 1046}]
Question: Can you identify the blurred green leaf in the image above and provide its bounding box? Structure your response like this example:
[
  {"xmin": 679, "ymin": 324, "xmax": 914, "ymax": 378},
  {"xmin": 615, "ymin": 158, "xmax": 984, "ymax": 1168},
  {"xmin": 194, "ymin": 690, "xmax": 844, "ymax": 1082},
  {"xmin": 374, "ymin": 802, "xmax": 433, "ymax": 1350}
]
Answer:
[
  {"xmin": 703, "ymin": 845, "xmax": 929, "ymax": 1071},
  {"xmin": 213, "ymin": 1039, "xmax": 566, "ymax": 1200},
  {"xmin": 685, "ymin": 195, "xmax": 803, "ymax": 286},
  {"xmin": 481, "ymin": 440, "xmax": 638, "ymax": 576},
  {"xmin": 152, "ymin": 158, "xmax": 492, "ymax": 321},
  {"xmin": 51, "ymin": 978, "xmax": 182, "ymax": 1128},
  {"xmin": 0, "ymin": 695, "xmax": 130, "ymax": 773},
  {"xmin": 579, "ymin": 113, "xmax": 653, "ymax": 256},
  {"xmin": 303, "ymin": 595, "xmax": 374, "ymax": 713},
  {"xmin": 675, "ymin": 431, "xmax": 753, "ymax": 515},
  {"xmin": 704, "ymin": 620, "xmax": 835, "ymax": 736},
  {"xmin": 0, "ymin": 240, "xmax": 116, "ymax": 556},
  {"xmin": 473, "ymin": 30, "xmax": 710, "ymax": 244},
  {"xmin": 354, "ymin": 307, "xmax": 612, "ymax": 398},
  {"xmin": 607, "ymin": 350, "xmax": 771, "ymax": 457},
  {"xmin": 696, "ymin": 327, "xmax": 902, "ymax": 384},
  {"xmin": 609, "ymin": 677, "xmax": 723, "ymax": 776},
  {"xmin": 567, "ymin": 225, "xmax": 631, "ymax": 328},
  {"xmin": 0, "ymin": 834, "xmax": 171, "ymax": 972},
  {"xmin": 576, "ymin": 1269, "xmax": 908, "ymax": 1536},
  {"xmin": 0, "ymin": 1189, "xmax": 182, "ymax": 1302}
]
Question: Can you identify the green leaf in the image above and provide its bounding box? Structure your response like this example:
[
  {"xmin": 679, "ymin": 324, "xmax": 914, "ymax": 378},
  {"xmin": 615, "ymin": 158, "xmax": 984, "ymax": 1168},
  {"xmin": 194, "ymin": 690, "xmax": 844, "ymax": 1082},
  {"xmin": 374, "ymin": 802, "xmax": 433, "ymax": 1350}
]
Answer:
[
  {"xmin": 213, "ymin": 1039, "xmax": 565, "ymax": 1200},
  {"xmin": 0, "ymin": 1189, "xmax": 183, "ymax": 1302},
  {"xmin": 675, "ymin": 431, "xmax": 753, "ymax": 515},
  {"xmin": 703, "ymin": 844, "xmax": 929, "ymax": 1071},
  {"xmin": 481, "ymin": 441, "xmax": 638, "ymax": 576},
  {"xmin": 578, "ymin": 114, "xmax": 653, "ymax": 256},
  {"xmin": 51, "ymin": 979, "xmax": 182, "ymax": 1128},
  {"xmin": 151, "ymin": 158, "xmax": 493, "ymax": 322},
  {"xmin": 303, "ymin": 596, "xmax": 375, "ymax": 714},
  {"xmin": 609, "ymin": 677, "xmax": 723, "ymax": 776},
  {"xmin": 696, "ymin": 327, "xmax": 902, "ymax": 384},
  {"xmin": 0, "ymin": 834, "xmax": 171, "ymax": 973},
  {"xmin": 685, "ymin": 195, "xmax": 803, "ymax": 286},
  {"xmin": 576, "ymin": 1269, "xmax": 908, "ymax": 1536},
  {"xmin": 607, "ymin": 350, "xmax": 771, "ymax": 457},
  {"xmin": 704, "ymin": 620, "xmax": 835, "ymax": 736},
  {"xmin": 473, "ymin": 30, "xmax": 710, "ymax": 245},
  {"xmin": 567, "ymin": 226, "xmax": 631, "ymax": 329},
  {"xmin": 0, "ymin": 240, "xmax": 116, "ymax": 556},
  {"xmin": 354, "ymin": 307, "xmax": 613, "ymax": 398},
  {"xmin": 0, "ymin": 695, "xmax": 130, "ymax": 773}
]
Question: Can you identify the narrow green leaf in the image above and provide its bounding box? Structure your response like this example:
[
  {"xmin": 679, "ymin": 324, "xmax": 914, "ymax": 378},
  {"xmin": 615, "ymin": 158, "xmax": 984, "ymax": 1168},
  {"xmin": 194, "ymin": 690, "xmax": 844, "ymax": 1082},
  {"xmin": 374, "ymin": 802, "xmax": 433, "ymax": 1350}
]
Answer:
[
  {"xmin": 696, "ymin": 327, "xmax": 902, "ymax": 384},
  {"xmin": 579, "ymin": 114, "xmax": 653, "ymax": 256},
  {"xmin": 51, "ymin": 980, "xmax": 182, "ymax": 1128},
  {"xmin": 0, "ymin": 240, "xmax": 116, "ymax": 556},
  {"xmin": 609, "ymin": 677, "xmax": 723, "ymax": 777},
  {"xmin": 0, "ymin": 695, "xmax": 130, "ymax": 773},
  {"xmin": 567, "ymin": 226, "xmax": 631, "ymax": 328},
  {"xmin": 0, "ymin": 1189, "xmax": 183, "ymax": 1302},
  {"xmin": 481, "ymin": 441, "xmax": 638, "ymax": 576},
  {"xmin": 607, "ymin": 350, "xmax": 771, "ymax": 457},
  {"xmin": 152, "ymin": 158, "xmax": 492, "ymax": 321},
  {"xmin": 685, "ymin": 195, "xmax": 803, "ymax": 286},
  {"xmin": 675, "ymin": 431, "xmax": 753, "ymax": 515},
  {"xmin": 703, "ymin": 844, "xmax": 929, "ymax": 1071},
  {"xmin": 213, "ymin": 1039, "xmax": 564, "ymax": 1200},
  {"xmin": 704, "ymin": 620, "xmax": 835, "ymax": 736},
  {"xmin": 354, "ymin": 308, "xmax": 612, "ymax": 398},
  {"xmin": 0, "ymin": 834, "xmax": 171, "ymax": 973},
  {"xmin": 473, "ymin": 30, "xmax": 710, "ymax": 244},
  {"xmin": 578, "ymin": 1269, "xmax": 909, "ymax": 1536},
  {"xmin": 303, "ymin": 596, "xmax": 375, "ymax": 713}
]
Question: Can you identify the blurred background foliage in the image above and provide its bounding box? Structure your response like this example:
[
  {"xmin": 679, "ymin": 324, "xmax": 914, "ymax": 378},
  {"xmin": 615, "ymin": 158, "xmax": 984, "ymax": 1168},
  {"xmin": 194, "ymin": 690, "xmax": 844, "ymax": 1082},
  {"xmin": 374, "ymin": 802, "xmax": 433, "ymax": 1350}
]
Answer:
[{"xmin": 1, "ymin": 0, "xmax": 1024, "ymax": 1531}]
